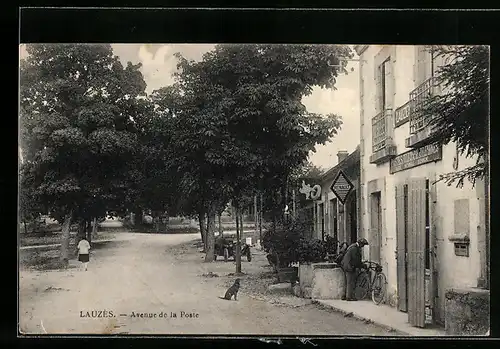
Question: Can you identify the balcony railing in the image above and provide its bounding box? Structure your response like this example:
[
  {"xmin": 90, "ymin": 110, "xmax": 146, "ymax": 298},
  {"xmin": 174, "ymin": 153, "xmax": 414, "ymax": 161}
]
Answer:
[
  {"xmin": 409, "ymin": 76, "xmax": 439, "ymax": 134},
  {"xmin": 372, "ymin": 109, "xmax": 393, "ymax": 153}
]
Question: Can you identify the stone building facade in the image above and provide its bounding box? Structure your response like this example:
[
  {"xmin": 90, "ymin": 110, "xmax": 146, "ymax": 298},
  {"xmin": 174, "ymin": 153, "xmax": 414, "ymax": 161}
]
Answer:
[{"xmin": 355, "ymin": 44, "xmax": 489, "ymax": 332}]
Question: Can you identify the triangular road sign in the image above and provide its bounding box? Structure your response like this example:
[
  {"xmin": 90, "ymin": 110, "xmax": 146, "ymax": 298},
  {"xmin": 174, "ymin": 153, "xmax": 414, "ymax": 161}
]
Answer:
[{"xmin": 330, "ymin": 170, "xmax": 354, "ymax": 205}]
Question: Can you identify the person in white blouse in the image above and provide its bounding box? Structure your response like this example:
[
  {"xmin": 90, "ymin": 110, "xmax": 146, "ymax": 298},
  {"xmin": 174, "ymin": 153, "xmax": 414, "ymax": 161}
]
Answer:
[{"xmin": 77, "ymin": 237, "xmax": 91, "ymax": 271}]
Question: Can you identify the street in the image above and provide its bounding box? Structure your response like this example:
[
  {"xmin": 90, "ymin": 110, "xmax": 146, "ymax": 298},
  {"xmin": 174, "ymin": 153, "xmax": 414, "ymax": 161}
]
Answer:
[{"xmin": 19, "ymin": 232, "xmax": 401, "ymax": 336}]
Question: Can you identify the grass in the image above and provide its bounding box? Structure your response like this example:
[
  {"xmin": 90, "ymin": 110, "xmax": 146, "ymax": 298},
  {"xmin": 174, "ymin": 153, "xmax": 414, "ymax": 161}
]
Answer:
[
  {"xmin": 19, "ymin": 248, "xmax": 76, "ymax": 271},
  {"xmin": 19, "ymin": 239, "xmax": 122, "ymax": 271},
  {"xmin": 19, "ymin": 231, "xmax": 117, "ymax": 247}
]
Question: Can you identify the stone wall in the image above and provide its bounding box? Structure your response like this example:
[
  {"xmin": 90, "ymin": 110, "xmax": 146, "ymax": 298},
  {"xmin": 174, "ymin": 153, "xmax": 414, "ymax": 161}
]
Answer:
[
  {"xmin": 445, "ymin": 288, "xmax": 490, "ymax": 336},
  {"xmin": 310, "ymin": 263, "xmax": 345, "ymax": 300}
]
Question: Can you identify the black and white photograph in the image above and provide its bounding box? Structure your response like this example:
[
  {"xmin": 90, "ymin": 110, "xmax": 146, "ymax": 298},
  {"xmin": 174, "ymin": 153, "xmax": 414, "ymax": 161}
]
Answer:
[{"xmin": 18, "ymin": 41, "xmax": 490, "ymax": 337}]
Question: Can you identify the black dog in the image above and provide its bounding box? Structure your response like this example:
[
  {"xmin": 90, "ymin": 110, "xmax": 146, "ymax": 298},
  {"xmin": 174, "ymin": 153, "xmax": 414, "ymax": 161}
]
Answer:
[{"xmin": 219, "ymin": 278, "xmax": 240, "ymax": 301}]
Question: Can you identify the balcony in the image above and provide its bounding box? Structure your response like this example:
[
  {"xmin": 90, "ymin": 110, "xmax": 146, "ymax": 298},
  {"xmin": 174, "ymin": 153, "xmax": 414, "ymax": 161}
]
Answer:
[
  {"xmin": 405, "ymin": 77, "xmax": 440, "ymax": 148},
  {"xmin": 369, "ymin": 109, "xmax": 397, "ymax": 165}
]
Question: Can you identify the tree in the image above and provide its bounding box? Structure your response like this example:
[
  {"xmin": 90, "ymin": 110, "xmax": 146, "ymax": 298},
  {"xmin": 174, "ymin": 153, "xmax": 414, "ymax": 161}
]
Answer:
[
  {"xmin": 20, "ymin": 44, "xmax": 148, "ymax": 266},
  {"xmin": 424, "ymin": 45, "xmax": 489, "ymax": 188},
  {"xmin": 171, "ymin": 44, "xmax": 350, "ymax": 268}
]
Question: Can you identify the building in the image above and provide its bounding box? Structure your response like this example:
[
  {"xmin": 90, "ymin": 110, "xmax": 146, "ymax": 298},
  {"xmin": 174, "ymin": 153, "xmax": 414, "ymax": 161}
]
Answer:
[
  {"xmin": 355, "ymin": 45, "xmax": 488, "ymax": 330},
  {"xmin": 309, "ymin": 148, "xmax": 360, "ymax": 246}
]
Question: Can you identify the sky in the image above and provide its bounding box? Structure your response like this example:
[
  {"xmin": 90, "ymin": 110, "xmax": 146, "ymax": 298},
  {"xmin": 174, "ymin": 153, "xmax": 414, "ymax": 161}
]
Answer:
[{"xmin": 19, "ymin": 44, "xmax": 360, "ymax": 171}]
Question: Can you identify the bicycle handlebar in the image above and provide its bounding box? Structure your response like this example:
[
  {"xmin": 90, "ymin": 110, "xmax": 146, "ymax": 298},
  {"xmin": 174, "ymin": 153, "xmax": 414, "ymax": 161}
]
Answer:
[{"xmin": 361, "ymin": 260, "xmax": 383, "ymax": 271}]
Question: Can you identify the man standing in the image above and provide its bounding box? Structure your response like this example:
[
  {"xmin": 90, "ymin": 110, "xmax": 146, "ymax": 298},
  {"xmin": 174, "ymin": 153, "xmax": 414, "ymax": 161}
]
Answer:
[{"xmin": 341, "ymin": 238, "xmax": 369, "ymax": 301}]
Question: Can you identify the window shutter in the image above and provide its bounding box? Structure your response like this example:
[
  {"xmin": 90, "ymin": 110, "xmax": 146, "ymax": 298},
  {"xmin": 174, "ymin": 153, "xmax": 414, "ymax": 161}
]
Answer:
[
  {"xmin": 385, "ymin": 59, "xmax": 394, "ymax": 110},
  {"xmin": 374, "ymin": 64, "xmax": 382, "ymax": 114}
]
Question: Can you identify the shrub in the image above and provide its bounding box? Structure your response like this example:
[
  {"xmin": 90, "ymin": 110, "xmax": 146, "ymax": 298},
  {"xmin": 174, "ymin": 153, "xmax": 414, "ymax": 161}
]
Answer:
[
  {"xmin": 324, "ymin": 234, "xmax": 338, "ymax": 255},
  {"xmin": 297, "ymin": 238, "xmax": 326, "ymax": 263},
  {"xmin": 262, "ymin": 216, "xmax": 308, "ymax": 268}
]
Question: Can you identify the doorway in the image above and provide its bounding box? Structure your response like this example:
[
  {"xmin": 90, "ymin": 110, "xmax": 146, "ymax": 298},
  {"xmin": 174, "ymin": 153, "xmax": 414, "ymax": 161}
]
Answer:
[
  {"xmin": 369, "ymin": 192, "xmax": 382, "ymax": 264},
  {"xmin": 396, "ymin": 178, "xmax": 437, "ymax": 328},
  {"xmin": 329, "ymin": 198, "xmax": 338, "ymax": 243},
  {"xmin": 319, "ymin": 203, "xmax": 325, "ymax": 241}
]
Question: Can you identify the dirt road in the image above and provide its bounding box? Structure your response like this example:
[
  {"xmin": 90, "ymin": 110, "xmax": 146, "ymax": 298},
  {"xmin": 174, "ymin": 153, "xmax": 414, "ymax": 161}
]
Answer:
[{"xmin": 19, "ymin": 232, "xmax": 401, "ymax": 336}]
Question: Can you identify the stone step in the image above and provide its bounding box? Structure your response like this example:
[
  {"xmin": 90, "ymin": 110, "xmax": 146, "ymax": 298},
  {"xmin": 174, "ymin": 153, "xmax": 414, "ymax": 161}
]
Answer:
[{"xmin": 268, "ymin": 283, "xmax": 292, "ymax": 296}]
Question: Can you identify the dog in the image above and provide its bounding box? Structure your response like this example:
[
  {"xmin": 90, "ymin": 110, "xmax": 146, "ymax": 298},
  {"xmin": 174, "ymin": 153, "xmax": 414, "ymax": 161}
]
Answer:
[{"xmin": 219, "ymin": 278, "xmax": 240, "ymax": 301}]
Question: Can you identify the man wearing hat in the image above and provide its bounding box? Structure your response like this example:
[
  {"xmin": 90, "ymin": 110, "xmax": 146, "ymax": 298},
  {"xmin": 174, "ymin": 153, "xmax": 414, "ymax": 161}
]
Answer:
[{"xmin": 341, "ymin": 238, "xmax": 369, "ymax": 301}]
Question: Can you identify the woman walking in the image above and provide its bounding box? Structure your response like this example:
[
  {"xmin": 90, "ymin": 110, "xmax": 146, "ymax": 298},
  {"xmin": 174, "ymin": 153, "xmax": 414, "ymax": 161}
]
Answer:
[{"xmin": 77, "ymin": 237, "xmax": 91, "ymax": 271}]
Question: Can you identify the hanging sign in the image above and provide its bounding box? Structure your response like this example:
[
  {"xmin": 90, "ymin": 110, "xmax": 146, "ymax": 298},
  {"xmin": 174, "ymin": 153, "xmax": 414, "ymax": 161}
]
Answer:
[
  {"xmin": 298, "ymin": 180, "xmax": 322, "ymax": 201},
  {"xmin": 330, "ymin": 170, "xmax": 354, "ymax": 205}
]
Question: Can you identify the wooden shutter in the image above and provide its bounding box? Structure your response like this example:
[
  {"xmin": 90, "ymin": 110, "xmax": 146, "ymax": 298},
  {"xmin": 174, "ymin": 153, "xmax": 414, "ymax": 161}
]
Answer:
[
  {"xmin": 369, "ymin": 193, "xmax": 381, "ymax": 263},
  {"xmin": 395, "ymin": 183, "xmax": 407, "ymax": 312},
  {"xmin": 375, "ymin": 64, "xmax": 382, "ymax": 114},
  {"xmin": 416, "ymin": 46, "xmax": 433, "ymax": 85},
  {"xmin": 407, "ymin": 178, "xmax": 427, "ymax": 328},
  {"xmin": 385, "ymin": 58, "xmax": 394, "ymax": 110},
  {"xmin": 428, "ymin": 174, "xmax": 441, "ymax": 324}
]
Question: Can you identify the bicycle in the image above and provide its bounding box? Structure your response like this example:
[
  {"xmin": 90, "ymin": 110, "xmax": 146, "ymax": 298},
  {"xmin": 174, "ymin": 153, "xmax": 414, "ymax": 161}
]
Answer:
[{"xmin": 354, "ymin": 260, "xmax": 387, "ymax": 305}]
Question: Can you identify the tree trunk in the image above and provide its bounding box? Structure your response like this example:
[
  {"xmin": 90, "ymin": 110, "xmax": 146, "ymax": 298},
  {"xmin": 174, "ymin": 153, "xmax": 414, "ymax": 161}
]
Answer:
[
  {"xmin": 235, "ymin": 203, "xmax": 242, "ymax": 274},
  {"xmin": 204, "ymin": 203, "xmax": 216, "ymax": 262},
  {"xmin": 86, "ymin": 220, "xmax": 92, "ymax": 245},
  {"xmin": 218, "ymin": 212, "xmax": 223, "ymax": 237},
  {"xmin": 254, "ymin": 195, "xmax": 258, "ymax": 238},
  {"xmin": 259, "ymin": 193, "xmax": 263, "ymax": 243},
  {"xmin": 198, "ymin": 212, "xmax": 206, "ymax": 251},
  {"xmin": 133, "ymin": 207, "xmax": 142, "ymax": 227},
  {"xmin": 92, "ymin": 217, "xmax": 98, "ymax": 238},
  {"xmin": 164, "ymin": 209, "xmax": 169, "ymax": 233},
  {"xmin": 60, "ymin": 211, "xmax": 73, "ymax": 268},
  {"xmin": 77, "ymin": 219, "xmax": 86, "ymax": 241}
]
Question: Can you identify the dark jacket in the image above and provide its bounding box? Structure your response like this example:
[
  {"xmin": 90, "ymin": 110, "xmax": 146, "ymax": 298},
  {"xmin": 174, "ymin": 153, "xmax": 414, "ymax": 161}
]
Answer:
[{"xmin": 341, "ymin": 243, "xmax": 364, "ymax": 272}]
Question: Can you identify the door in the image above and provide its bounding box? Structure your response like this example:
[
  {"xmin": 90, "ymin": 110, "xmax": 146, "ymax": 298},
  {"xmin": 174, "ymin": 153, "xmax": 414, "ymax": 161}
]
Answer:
[
  {"xmin": 319, "ymin": 203, "xmax": 325, "ymax": 241},
  {"xmin": 395, "ymin": 183, "xmax": 408, "ymax": 312},
  {"xmin": 330, "ymin": 198, "xmax": 338, "ymax": 243},
  {"xmin": 428, "ymin": 175, "xmax": 440, "ymax": 324},
  {"xmin": 369, "ymin": 192, "xmax": 382, "ymax": 263},
  {"xmin": 407, "ymin": 178, "xmax": 427, "ymax": 328}
]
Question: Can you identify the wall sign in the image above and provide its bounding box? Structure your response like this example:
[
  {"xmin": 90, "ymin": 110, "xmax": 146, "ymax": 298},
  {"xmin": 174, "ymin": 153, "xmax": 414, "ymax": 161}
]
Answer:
[
  {"xmin": 394, "ymin": 101, "xmax": 411, "ymax": 127},
  {"xmin": 390, "ymin": 143, "xmax": 442, "ymax": 174}
]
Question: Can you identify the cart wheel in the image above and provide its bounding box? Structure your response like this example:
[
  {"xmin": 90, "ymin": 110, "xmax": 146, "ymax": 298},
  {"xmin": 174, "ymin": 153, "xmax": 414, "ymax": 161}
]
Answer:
[
  {"xmin": 246, "ymin": 250, "xmax": 252, "ymax": 262},
  {"xmin": 224, "ymin": 248, "xmax": 229, "ymax": 262}
]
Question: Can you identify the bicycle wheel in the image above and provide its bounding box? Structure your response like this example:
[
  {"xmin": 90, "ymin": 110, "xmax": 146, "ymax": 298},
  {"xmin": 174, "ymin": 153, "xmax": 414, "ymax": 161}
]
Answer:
[
  {"xmin": 371, "ymin": 272, "xmax": 387, "ymax": 305},
  {"xmin": 354, "ymin": 271, "xmax": 370, "ymax": 300}
]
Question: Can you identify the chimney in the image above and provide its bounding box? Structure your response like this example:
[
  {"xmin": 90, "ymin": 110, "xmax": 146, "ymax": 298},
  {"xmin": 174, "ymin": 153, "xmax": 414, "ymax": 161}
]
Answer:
[{"xmin": 337, "ymin": 150, "xmax": 349, "ymax": 164}]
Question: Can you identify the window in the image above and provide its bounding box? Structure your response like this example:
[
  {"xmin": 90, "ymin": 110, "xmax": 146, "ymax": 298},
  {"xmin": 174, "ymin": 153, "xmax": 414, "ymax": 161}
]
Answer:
[
  {"xmin": 378, "ymin": 58, "xmax": 392, "ymax": 111},
  {"xmin": 416, "ymin": 45, "xmax": 438, "ymax": 85}
]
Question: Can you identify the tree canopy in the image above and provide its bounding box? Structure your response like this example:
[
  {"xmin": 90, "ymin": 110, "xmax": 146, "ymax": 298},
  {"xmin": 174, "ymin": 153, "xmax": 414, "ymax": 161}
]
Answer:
[
  {"xmin": 19, "ymin": 43, "xmax": 352, "ymax": 266},
  {"xmin": 19, "ymin": 44, "xmax": 150, "ymax": 263},
  {"xmin": 168, "ymin": 44, "xmax": 350, "ymax": 263},
  {"xmin": 425, "ymin": 45, "xmax": 489, "ymax": 187}
]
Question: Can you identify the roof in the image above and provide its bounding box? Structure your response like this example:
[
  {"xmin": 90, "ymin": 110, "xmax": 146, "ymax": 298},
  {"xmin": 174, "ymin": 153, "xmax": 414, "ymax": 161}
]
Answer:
[
  {"xmin": 354, "ymin": 45, "xmax": 369, "ymax": 55},
  {"xmin": 320, "ymin": 146, "xmax": 360, "ymax": 182}
]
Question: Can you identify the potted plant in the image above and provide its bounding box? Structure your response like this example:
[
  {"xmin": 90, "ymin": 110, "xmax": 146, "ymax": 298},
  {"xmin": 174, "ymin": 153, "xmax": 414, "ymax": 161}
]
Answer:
[{"xmin": 296, "ymin": 238, "xmax": 327, "ymax": 289}]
